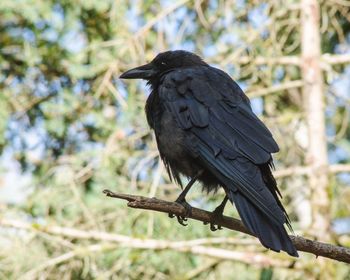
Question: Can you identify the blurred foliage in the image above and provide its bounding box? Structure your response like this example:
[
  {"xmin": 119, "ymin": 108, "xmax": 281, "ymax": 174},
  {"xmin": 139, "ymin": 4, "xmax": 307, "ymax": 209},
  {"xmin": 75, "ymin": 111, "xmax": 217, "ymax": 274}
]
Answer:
[{"xmin": 0, "ymin": 0, "xmax": 350, "ymax": 279}]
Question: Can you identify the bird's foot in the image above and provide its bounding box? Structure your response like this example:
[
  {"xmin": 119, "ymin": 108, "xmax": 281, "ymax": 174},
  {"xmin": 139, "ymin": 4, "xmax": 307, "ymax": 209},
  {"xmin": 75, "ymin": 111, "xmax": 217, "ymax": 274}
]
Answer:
[
  {"xmin": 203, "ymin": 206, "xmax": 224, "ymax": 231},
  {"xmin": 168, "ymin": 198, "xmax": 192, "ymax": 226}
]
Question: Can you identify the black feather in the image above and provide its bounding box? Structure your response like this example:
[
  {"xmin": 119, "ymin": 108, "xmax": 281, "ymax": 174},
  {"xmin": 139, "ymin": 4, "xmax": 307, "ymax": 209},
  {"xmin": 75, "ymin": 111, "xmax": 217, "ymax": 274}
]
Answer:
[{"xmin": 121, "ymin": 50, "xmax": 298, "ymax": 257}]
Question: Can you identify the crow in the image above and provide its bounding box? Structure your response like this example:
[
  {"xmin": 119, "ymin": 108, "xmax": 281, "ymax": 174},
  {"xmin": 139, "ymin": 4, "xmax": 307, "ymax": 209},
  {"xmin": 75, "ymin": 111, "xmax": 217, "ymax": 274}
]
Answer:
[{"xmin": 120, "ymin": 50, "xmax": 298, "ymax": 257}]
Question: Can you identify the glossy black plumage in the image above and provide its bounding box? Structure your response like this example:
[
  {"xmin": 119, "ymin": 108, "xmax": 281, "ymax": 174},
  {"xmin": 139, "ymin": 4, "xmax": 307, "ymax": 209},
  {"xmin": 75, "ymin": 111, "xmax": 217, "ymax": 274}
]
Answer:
[{"xmin": 120, "ymin": 50, "xmax": 298, "ymax": 257}]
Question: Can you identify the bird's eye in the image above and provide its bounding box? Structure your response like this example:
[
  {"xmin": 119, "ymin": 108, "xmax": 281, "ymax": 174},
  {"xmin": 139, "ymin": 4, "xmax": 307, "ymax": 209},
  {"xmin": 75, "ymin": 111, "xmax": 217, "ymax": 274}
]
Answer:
[{"xmin": 161, "ymin": 62, "xmax": 167, "ymax": 66}]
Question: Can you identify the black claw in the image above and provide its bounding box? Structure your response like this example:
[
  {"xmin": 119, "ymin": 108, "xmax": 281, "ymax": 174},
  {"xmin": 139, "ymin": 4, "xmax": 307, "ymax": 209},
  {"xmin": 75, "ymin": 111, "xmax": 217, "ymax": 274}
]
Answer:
[
  {"xmin": 168, "ymin": 213, "xmax": 175, "ymax": 218},
  {"xmin": 204, "ymin": 205, "xmax": 225, "ymax": 231},
  {"xmin": 168, "ymin": 198, "xmax": 192, "ymax": 226},
  {"xmin": 177, "ymin": 216, "xmax": 188, "ymax": 226},
  {"xmin": 210, "ymin": 223, "xmax": 218, "ymax": 231},
  {"xmin": 209, "ymin": 223, "xmax": 223, "ymax": 231}
]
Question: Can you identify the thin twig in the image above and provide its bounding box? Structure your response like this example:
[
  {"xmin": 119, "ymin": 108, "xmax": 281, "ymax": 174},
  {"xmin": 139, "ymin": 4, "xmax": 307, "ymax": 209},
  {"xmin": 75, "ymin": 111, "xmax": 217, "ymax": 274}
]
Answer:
[
  {"xmin": 236, "ymin": 56, "xmax": 301, "ymax": 65},
  {"xmin": 247, "ymin": 80, "xmax": 304, "ymax": 98},
  {"xmin": 20, "ymin": 244, "xmax": 116, "ymax": 280},
  {"xmin": 273, "ymin": 164, "xmax": 350, "ymax": 178},
  {"xmin": 184, "ymin": 259, "xmax": 220, "ymax": 280},
  {"xmin": 329, "ymin": 164, "xmax": 350, "ymax": 173},
  {"xmin": 0, "ymin": 219, "xmax": 253, "ymax": 247},
  {"xmin": 0, "ymin": 219, "xmax": 286, "ymax": 268},
  {"xmin": 234, "ymin": 54, "xmax": 350, "ymax": 66}
]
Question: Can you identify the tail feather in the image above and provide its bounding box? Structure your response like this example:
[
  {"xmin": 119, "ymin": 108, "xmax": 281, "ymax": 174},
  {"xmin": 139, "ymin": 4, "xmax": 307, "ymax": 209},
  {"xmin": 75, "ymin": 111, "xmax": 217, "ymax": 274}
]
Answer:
[
  {"xmin": 196, "ymin": 149, "xmax": 298, "ymax": 256},
  {"xmin": 227, "ymin": 190, "xmax": 298, "ymax": 257}
]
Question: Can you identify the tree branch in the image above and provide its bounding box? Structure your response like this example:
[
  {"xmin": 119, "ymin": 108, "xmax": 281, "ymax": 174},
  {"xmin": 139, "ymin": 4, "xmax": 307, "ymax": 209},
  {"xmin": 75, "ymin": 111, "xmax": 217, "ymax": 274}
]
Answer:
[
  {"xmin": 234, "ymin": 54, "xmax": 350, "ymax": 67},
  {"xmin": 103, "ymin": 190, "xmax": 350, "ymax": 264},
  {"xmin": 273, "ymin": 164, "xmax": 350, "ymax": 179},
  {"xmin": 0, "ymin": 220, "xmax": 288, "ymax": 268},
  {"xmin": 247, "ymin": 80, "xmax": 304, "ymax": 98}
]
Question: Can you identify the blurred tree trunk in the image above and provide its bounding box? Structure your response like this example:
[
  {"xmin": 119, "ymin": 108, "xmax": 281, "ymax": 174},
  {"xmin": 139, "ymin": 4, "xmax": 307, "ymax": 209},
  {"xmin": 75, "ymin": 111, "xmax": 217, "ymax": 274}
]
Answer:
[{"xmin": 301, "ymin": 0, "xmax": 330, "ymax": 241}]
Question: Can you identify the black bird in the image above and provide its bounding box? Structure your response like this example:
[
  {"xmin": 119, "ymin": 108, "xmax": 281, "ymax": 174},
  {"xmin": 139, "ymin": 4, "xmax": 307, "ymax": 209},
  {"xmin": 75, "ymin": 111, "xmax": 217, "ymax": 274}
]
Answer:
[{"xmin": 120, "ymin": 50, "xmax": 298, "ymax": 257}]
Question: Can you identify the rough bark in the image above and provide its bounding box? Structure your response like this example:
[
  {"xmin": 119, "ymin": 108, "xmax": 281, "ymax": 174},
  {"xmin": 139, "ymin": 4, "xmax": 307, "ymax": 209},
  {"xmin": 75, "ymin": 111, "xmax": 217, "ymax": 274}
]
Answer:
[{"xmin": 103, "ymin": 190, "xmax": 350, "ymax": 264}]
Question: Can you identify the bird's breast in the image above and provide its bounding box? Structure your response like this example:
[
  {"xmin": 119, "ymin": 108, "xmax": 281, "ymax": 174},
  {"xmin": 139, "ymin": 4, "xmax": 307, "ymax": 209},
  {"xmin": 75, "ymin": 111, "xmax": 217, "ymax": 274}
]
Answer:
[
  {"xmin": 155, "ymin": 109, "xmax": 199, "ymax": 178},
  {"xmin": 157, "ymin": 110, "xmax": 188, "ymax": 158}
]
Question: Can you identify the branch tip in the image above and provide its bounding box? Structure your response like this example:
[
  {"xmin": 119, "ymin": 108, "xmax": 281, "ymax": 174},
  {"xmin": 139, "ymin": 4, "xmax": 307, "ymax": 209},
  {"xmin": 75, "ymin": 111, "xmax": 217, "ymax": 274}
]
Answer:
[{"xmin": 103, "ymin": 189, "xmax": 137, "ymax": 202}]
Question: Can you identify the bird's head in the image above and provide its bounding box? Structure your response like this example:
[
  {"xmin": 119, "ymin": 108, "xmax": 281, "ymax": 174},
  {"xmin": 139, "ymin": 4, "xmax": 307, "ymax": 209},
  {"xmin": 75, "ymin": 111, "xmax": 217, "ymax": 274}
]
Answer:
[{"xmin": 120, "ymin": 50, "xmax": 207, "ymax": 80}]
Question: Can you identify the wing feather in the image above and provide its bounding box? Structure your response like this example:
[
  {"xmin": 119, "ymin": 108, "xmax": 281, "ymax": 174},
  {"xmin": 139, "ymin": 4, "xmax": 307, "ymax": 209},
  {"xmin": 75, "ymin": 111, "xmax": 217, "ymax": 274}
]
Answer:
[
  {"xmin": 159, "ymin": 67, "xmax": 284, "ymax": 226},
  {"xmin": 157, "ymin": 66, "xmax": 297, "ymax": 256}
]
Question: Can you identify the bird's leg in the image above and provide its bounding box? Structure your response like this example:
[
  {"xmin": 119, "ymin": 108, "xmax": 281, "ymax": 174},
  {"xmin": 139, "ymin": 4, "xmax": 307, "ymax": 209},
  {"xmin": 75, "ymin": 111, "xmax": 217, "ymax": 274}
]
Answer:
[
  {"xmin": 169, "ymin": 170, "xmax": 203, "ymax": 226},
  {"xmin": 204, "ymin": 195, "xmax": 229, "ymax": 231}
]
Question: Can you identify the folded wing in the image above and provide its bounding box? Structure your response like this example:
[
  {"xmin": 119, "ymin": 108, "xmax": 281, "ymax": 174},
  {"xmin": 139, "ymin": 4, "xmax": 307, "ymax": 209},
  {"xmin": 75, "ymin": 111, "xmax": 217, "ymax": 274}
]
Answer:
[{"xmin": 158, "ymin": 67, "xmax": 297, "ymax": 256}]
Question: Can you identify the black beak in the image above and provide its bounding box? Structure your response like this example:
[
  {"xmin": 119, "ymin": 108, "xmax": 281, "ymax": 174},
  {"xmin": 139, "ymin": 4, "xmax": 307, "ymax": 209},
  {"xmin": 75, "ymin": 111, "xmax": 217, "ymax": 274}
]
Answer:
[{"xmin": 120, "ymin": 63, "xmax": 156, "ymax": 79}]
